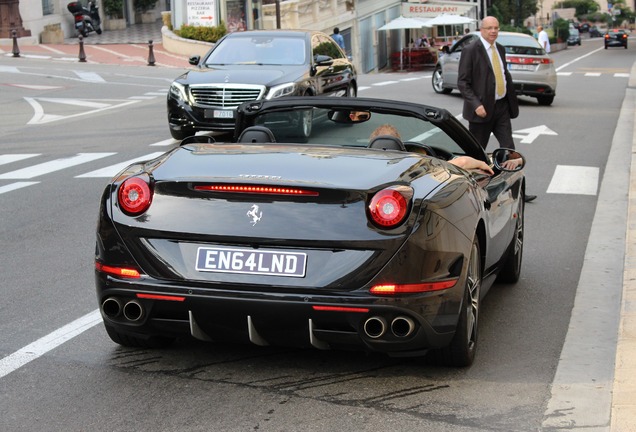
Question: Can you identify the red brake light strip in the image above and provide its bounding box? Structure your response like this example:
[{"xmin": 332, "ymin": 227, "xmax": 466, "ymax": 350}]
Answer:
[{"xmin": 194, "ymin": 184, "xmax": 318, "ymax": 196}]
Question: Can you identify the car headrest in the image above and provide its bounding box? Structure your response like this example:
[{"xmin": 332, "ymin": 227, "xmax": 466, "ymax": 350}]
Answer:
[
  {"xmin": 368, "ymin": 135, "xmax": 406, "ymax": 151},
  {"xmin": 237, "ymin": 126, "xmax": 277, "ymax": 143}
]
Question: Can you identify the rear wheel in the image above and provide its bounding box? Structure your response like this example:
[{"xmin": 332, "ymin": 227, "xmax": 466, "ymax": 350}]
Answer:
[
  {"xmin": 432, "ymin": 66, "xmax": 452, "ymax": 94},
  {"xmin": 431, "ymin": 238, "xmax": 481, "ymax": 367},
  {"xmin": 537, "ymin": 95, "xmax": 554, "ymax": 106},
  {"xmin": 497, "ymin": 191, "xmax": 524, "ymax": 283},
  {"xmin": 104, "ymin": 324, "xmax": 175, "ymax": 348}
]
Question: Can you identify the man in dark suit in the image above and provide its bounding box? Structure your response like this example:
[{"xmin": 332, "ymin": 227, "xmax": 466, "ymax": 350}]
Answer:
[{"xmin": 458, "ymin": 16, "xmax": 536, "ymax": 202}]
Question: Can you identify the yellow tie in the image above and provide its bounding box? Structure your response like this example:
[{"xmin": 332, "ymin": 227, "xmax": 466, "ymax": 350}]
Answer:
[{"xmin": 491, "ymin": 44, "xmax": 505, "ymax": 98}]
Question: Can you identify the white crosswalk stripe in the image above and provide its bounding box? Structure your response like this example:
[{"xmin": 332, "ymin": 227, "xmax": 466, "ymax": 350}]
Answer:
[
  {"xmin": 0, "ymin": 153, "xmax": 115, "ymax": 179},
  {"xmin": 0, "ymin": 154, "xmax": 41, "ymax": 166},
  {"xmin": 76, "ymin": 152, "xmax": 165, "ymax": 178},
  {"xmin": 0, "ymin": 182, "xmax": 39, "ymax": 195}
]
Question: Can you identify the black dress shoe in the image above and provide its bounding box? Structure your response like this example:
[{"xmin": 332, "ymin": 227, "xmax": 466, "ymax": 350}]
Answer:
[{"xmin": 524, "ymin": 194, "xmax": 537, "ymax": 202}]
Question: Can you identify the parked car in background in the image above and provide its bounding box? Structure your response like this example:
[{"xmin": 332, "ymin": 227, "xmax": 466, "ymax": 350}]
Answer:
[
  {"xmin": 167, "ymin": 30, "xmax": 358, "ymax": 140},
  {"xmin": 604, "ymin": 29, "xmax": 628, "ymax": 49},
  {"xmin": 579, "ymin": 23, "xmax": 590, "ymax": 33},
  {"xmin": 589, "ymin": 26, "xmax": 603, "ymax": 38},
  {"xmin": 432, "ymin": 31, "xmax": 557, "ymax": 106},
  {"xmin": 567, "ymin": 29, "xmax": 581, "ymax": 46}
]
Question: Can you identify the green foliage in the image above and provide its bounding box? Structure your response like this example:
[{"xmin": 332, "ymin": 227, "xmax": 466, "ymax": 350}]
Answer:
[
  {"xmin": 176, "ymin": 22, "xmax": 227, "ymax": 43},
  {"xmin": 103, "ymin": 0, "xmax": 124, "ymax": 18},
  {"xmin": 489, "ymin": 0, "xmax": 538, "ymax": 27},
  {"xmin": 133, "ymin": 0, "xmax": 158, "ymax": 13},
  {"xmin": 553, "ymin": 0, "xmax": 599, "ymax": 16},
  {"xmin": 553, "ymin": 18, "xmax": 570, "ymax": 42}
]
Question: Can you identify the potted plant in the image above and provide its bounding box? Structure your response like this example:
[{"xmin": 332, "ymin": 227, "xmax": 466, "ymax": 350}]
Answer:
[
  {"xmin": 134, "ymin": 0, "xmax": 158, "ymax": 23},
  {"xmin": 102, "ymin": 0, "xmax": 126, "ymax": 29}
]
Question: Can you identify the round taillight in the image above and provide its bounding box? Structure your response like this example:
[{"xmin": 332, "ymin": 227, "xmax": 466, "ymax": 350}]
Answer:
[
  {"xmin": 368, "ymin": 187, "xmax": 410, "ymax": 228},
  {"xmin": 118, "ymin": 177, "xmax": 152, "ymax": 215}
]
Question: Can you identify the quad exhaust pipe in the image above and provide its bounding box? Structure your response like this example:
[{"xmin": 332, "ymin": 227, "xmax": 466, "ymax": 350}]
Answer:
[
  {"xmin": 101, "ymin": 297, "xmax": 144, "ymax": 322},
  {"xmin": 363, "ymin": 316, "xmax": 415, "ymax": 339}
]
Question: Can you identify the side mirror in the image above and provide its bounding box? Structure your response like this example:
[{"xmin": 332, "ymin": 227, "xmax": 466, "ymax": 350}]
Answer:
[
  {"xmin": 491, "ymin": 148, "xmax": 525, "ymax": 172},
  {"xmin": 189, "ymin": 55, "xmax": 201, "ymax": 66},
  {"xmin": 314, "ymin": 54, "xmax": 334, "ymax": 66}
]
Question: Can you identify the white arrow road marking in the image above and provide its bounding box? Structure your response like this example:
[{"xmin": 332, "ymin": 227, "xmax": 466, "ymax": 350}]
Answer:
[
  {"xmin": 512, "ymin": 125, "xmax": 558, "ymax": 144},
  {"xmin": 76, "ymin": 152, "xmax": 165, "ymax": 178},
  {"xmin": 547, "ymin": 165, "xmax": 599, "ymax": 195},
  {"xmin": 24, "ymin": 97, "xmax": 141, "ymax": 125},
  {"xmin": 0, "ymin": 309, "xmax": 101, "ymax": 379},
  {"xmin": 0, "ymin": 153, "xmax": 115, "ymax": 179},
  {"xmin": 0, "ymin": 182, "xmax": 40, "ymax": 195},
  {"xmin": 0, "ymin": 154, "xmax": 41, "ymax": 166}
]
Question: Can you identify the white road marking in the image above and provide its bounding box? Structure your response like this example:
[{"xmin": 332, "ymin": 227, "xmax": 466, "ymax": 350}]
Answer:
[
  {"xmin": 0, "ymin": 310, "xmax": 102, "ymax": 379},
  {"xmin": 76, "ymin": 152, "xmax": 165, "ymax": 178},
  {"xmin": 557, "ymin": 72, "xmax": 573, "ymax": 76},
  {"xmin": 615, "ymin": 73, "xmax": 629, "ymax": 78},
  {"xmin": 585, "ymin": 73, "xmax": 601, "ymax": 77},
  {"xmin": 0, "ymin": 65, "xmax": 19, "ymax": 73},
  {"xmin": 24, "ymin": 97, "xmax": 141, "ymax": 125},
  {"xmin": 372, "ymin": 81, "xmax": 400, "ymax": 86},
  {"xmin": 357, "ymin": 86, "xmax": 371, "ymax": 91},
  {"xmin": 73, "ymin": 71, "xmax": 105, "ymax": 82},
  {"xmin": 150, "ymin": 138, "xmax": 178, "ymax": 147},
  {"xmin": 0, "ymin": 153, "xmax": 115, "ymax": 179},
  {"xmin": 547, "ymin": 165, "xmax": 599, "ymax": 195},
  {"xmin": 0, "ymin": 182, "xmax": 40, "ymax": 195},
  {"xmin": 0, "ymin": 154, "xmax": 40, "ymax": 166}
]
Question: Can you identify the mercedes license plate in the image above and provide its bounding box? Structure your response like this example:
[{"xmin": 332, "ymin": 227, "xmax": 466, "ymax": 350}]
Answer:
[{"xmin": 195, "ymin": 247, "xmax": 307, "ymax": 277}]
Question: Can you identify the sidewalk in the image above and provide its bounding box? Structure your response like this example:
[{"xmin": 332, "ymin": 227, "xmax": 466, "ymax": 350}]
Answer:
[{"xmin": 0, "ymin": 20, "xmax": 190, "ymax": 68}]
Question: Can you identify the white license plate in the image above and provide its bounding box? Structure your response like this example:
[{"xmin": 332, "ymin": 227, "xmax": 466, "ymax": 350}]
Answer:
[
  {"xmin": 195, "ymin": 247, "xmax": 307, "ymax": 277},
  {"xmin": 213, "ymin": 110, "xmax": 234, "ymax": 119},
  {"xmin": 509, "ymin": 64, "xmax": 535, "ymax": 71}
]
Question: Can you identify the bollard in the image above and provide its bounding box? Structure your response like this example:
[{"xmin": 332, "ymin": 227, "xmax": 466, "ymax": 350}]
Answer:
[
  {"xmin": 11, "ymin": 30, "xmax": 20, "ymax": 58},
  {"xmin": 78, "ymin": 35, "xmax": 87, "ymax": 62},
  {"xmin": 147, "ymin": 40, "xmax": 156, "ymax": 66}
]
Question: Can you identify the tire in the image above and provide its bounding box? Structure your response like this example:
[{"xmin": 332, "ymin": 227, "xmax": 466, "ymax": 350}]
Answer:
[
  {"xmin": 431, "ymin": 238, "xmax": 481, "ymax": 367},
  {"xmin": 344, "ymin": 83, "xmax": 357, "ymax": 98},
  {"xmin": 104, "ymin": 324, "xmax": 175, "ymax": 348},
  {"xmin": 96, "ymin": 28, "xmax": 102, "ymax": 35},
  {"xmin": 537, "ymin": 95, "xmax": 554, "ymax": 106},
  {"xmin": 432, "ymin": 66, "xmax": 452, "ymax": 94},
  {"xmin": 170, "ymin": 127, "xmax": 195, "ymax": 141},
  {"xmin": 294, "ymin": 109, "xmax": 313, "ymax": 142},
  {"xmin": 497, "ymin": 190, "xmax": 524, "ymax": 283}
]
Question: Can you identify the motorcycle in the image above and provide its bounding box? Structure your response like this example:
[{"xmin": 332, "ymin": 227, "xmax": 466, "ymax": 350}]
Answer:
[{"xmin": 67, "ymin": 1, "xmax": 102, "ymax": 37}]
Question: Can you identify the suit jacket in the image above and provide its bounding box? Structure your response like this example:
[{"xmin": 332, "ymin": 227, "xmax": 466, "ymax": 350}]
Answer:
[{"xmin": 457, "ymin": 38, "xmax": 519, "ymax": 123}]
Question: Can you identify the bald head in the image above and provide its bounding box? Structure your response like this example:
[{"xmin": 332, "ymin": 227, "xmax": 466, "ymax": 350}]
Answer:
[{"xmin": 480, "ymin": 16, "xmax": 500, "ymax": 45}]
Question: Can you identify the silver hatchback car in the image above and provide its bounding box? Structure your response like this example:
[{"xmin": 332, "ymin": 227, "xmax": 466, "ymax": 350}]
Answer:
[{"xmin": 432, "ymin": 31, "xmax": 557, "ymax": 106}]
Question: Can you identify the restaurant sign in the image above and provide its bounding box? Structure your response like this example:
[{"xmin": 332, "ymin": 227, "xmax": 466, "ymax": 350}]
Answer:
[{"xmin": 402, "ymin": 1, "xmax": 475, "ymax": 17}]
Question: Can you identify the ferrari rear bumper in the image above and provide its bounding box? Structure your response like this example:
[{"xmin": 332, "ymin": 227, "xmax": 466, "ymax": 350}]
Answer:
[{"xmin": 97, "ymin": 279, "xmax": 461, "ymax": 356}]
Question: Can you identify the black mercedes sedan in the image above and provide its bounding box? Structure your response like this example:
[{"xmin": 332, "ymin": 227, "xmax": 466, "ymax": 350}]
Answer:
[
  {"xmin": 167, "ymin": 30, "xmax": 357, "ymax": 140},
  {"xmin": 97, "ymin": 97, "xmax": 526, "ymax": 367}
]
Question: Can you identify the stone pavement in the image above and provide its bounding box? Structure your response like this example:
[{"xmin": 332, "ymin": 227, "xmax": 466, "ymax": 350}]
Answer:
[{"xmin": 0, "ymin": 22, "xmax": 635, "ymax": 430}]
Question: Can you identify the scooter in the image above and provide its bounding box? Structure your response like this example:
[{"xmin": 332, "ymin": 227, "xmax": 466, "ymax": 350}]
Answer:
[{"xmin": 67, "ymin": 1, "xmax": 102, "ymax": 37}]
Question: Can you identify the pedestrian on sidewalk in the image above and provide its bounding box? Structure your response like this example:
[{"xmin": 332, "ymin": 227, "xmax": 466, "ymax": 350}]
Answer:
[{"xmin": 537, "ymin": 25, "xmax": 551, "ymax": 53}]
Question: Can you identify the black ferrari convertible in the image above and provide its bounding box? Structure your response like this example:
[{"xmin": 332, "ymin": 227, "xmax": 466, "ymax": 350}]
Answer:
[{"xmin": 95, "ymin": 97, "xmax": 526, "ymax": 367}]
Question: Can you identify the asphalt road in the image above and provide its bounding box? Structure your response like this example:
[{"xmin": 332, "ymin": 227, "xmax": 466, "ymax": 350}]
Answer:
[{"xmin": 0, "ymin": 37, "xmax": 633, "ymax": 431}]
